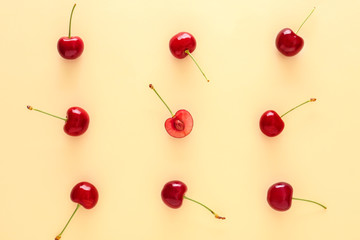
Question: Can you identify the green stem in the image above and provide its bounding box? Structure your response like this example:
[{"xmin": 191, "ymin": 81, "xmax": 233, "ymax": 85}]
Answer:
[
  {"xmin": 184, "ymin": 49, "xmax": 209, "ymax": 82},
  {"xmin": 280, "ymin": 98, "xmax": 316, "ymax": 118},
  {"xmin": 56, "ymin": 204, "xmax": 81, "ymax": 240},
  {"xmin": 149, "ymin": 84, "xmax": 174, "ymax": 116},
  {"xmin": 183, "ymin": 195, "xmax": 225, "ymax": 219},
  {"xmin": 68, "ymin": 4, "xmax": 77, "ymax": 38},
  {"xmin": 296, "ymin": 7, "xmax": 316, "ymax": 34},
  {"xmin": 27, "ymin": 105, "xmax": 67, "ymax": 121},
  {"xmin": 292, "ymin": 197, "xmax": 327, "ymax": 209}
]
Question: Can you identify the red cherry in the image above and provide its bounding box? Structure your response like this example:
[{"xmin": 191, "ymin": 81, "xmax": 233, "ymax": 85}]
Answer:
[
  {"xmin": 64, "ymin": 107, "xmax": 90, "ymax": 136},
  {"xmin": 169, "ymin": 32, "xmax": 209, "ymax": 82},
  {"xmin": 276, "ymin": 7, "xmax": 315, "ymax": 57},
  {"xmin": 55, "ymin": 182, "xmax": 98, "ymax": 240},
  {"xmin": 267, "ymin": 182, "xmax": 326, "ymax": 211},
  {"xmin": 57, "ymin": 4, "xmax": 84, "ymax": 59},
  {"xmin": 149, "ymin": 84, "xmax": 193, "ymax": 138},
  {"xmin": 27, "ymin": 105, "xmax": 89, "ymax": 136},
  {"xmin": 259, "ymin": 98, "xmax": 316, "ymax": 137},
  {"xmin": 70, "ymin": 182, "xmax": 99, "ymax": 209},
  {"xmin": 161, "ymin": 180, "xmax": 225, "ymax": 219}
]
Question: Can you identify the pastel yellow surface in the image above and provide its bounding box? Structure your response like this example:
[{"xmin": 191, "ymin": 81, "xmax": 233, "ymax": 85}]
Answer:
[{"xmin": 0, "ymin": 0, "xmax": 359, "ymax": 239}]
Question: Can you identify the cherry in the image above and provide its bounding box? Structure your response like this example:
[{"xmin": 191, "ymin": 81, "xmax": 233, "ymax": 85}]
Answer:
[
  {"xmin": 259, "ymin": 98, "xmax": 316, "ymax": 137},
  {"xmin": 161, "ymin": 180, "xmax": 225, "ymax": 219},
  {"xmin": 267, "ymin": 182, "xmax": 326, "ymax": 211},
  {"xmin": 27, "ymin": 105, "xmax": 89, "ymax": 136},
  {"xmin": 276, "ymin": 7, "xmax": 315, "ymax": 56},
  {"xmin": 55, "ymin": 182, "xmax": 98, "ymax": 240},
  {"xmin": 149, "ymin": 84, "xmax": 193, "ymax": 138},
  {"xmin": 57, "ymin": 4, "xmax": 84, "ymax": 59},
  {"xmin": 169, "ymin": 32, "xmax": 209, "ymax": 82}
]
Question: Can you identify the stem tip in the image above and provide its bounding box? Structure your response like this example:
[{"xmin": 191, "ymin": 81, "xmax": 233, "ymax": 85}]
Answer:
[
  {"xmin": 215, "ymin": 214, "xmax": 226, "ymax": 220},
  {"xmin": 27, "ymin": 105, "xmax": 33, "ymax": 110},
  {"xmin": 310, "ymin": 98, "xmax": 316, "ymax": 102},
  {"xmin": 55, "ymin": 236, "xmax": 61, "ymax": 240},
  {"xmin": 149, "ymin": 84, "xmax": 154, "ymax": 89}
]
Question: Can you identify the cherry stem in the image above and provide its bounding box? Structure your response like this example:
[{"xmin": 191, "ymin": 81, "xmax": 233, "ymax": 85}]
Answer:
[
  {"xmin": 27, "ymin": 105, "xmax": 67, "ymax": 122},
  {"xmin": 149, "ymin": 84, "xmax": 174, "ymax": 117},
  {"xmin": 292, "ymin": 197, "xmax": 327, "ymax": 209},
  {"xmin": 68, "ymin": 3, "xmax": 77, "ymax": 38},
  {"xmin": 280, "ymin": 98, "xmax": 316, "ymax": 118},
  {"xmin": 184, "ymin": 49, "xmax": 209, "ymax": 82},
  {"xmin": 55, "ymin": 204, "xmax": 80, "ymax": 240},
  {"xmin": 183, "ymin": 195, "xmax": 225, "ymax": 220},
  {"xmin": 296, "ymin": 7, "xmax": 316, "ymax": 34}
]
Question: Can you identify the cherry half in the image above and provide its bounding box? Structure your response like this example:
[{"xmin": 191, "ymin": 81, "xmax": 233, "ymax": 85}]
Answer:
[
  {"xmin": 259, "ymin": 98, "xmax": 316, "ymax": 137},
  {"xmin": 55, "ymin": 182, "xmax": 99, "ymax": 240},
  {"xmin": 169, "ymin": 32, "xmax": 209, "ymax": 82},
  {"xmin": 27, "ymin": 105, "xmax": 89, "ymax": 136},
  {"xmin": 276, "ymin": 7, "xmax": 316, "ymax": 56},
  {"xmin": 57, "ymin": 4, "xmax": 84, "ymax": 59},
  {"xmin": 161, "ymin": 180, "xmax": 225, "ymax": 219},
  {"xmin": 267, "ymin": 182, "xmax": 326, "ymax": 211},
  {"xmin": 149, "ymin": 84, "xmax": 193, "ymax": 138}
]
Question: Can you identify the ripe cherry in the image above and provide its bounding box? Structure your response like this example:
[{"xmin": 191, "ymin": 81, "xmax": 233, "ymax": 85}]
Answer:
[
  {"xmin": 57, "ymin": 4, "xmax": 84, "ymax": 59},
  {"xmin": 276, "ymin": 7, "xmax": 315, "ymax": 56},
  {"xmin": 27, "ymin": 105, "xmax": 89, "ymax": 136},
  {"xmin": 169, "ymin": 32, "xmax": 209, "ymax": 82},
  {"xmin": 149, "ymin": 84, "xmax": 193, "ymax": 138},
  {"xmin": 259, "ymin": 98, "xmax": 316, "ymax": 137},
  {"xmin": 55, "ymin": 182, "xmax": 98, "ymax": 240},
  {"xmin": 161, "ymin": 180, "xmax": 225, "ymax": 219},
  {"xmin": 267, "ymin": 182, "xmax": 326, "ymax": 211}
]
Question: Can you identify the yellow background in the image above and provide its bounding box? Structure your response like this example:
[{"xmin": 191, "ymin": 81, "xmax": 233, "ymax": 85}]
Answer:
[{"xmin": 0, "ymin": 0, "xmax": 359, "ymax": 239}]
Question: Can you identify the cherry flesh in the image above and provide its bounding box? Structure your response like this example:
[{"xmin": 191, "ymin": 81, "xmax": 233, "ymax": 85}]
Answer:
[
  {"xmin": 276, "ymin": 7, "xmax": 315, "ymax": 57},
  {"xmin": 169, "ymin": 32, "xmax": 209, "ymax": 82},
  {"xmin": 259, "ymin": 98, "xmax": 316, "ymax": 137},
  {"xmin": 149, "ymin": 84, "xmax": 193, "ymax": 138},
  {"xmin": 27, "ymin": 105, "xmax": 89, "ymax": 136},
  {"xmin": 161, "ymin": 180, "xmax": 225, "ymax": 219},
  {"xmin": 267, "ymin": 182, "xmax": 326, "ymax": 211},
  {"xmin": 57, "ymin": 4, "xmax": 84, "ymax": 59},
  {"xmin": 55, "ymin": 182, "xmax": 98, "ymax": 240}
]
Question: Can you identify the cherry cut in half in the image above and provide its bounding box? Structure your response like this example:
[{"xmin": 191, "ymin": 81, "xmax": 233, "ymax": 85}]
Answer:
[
  {"xmin": 259, "ymin": 98, "xmax": 316, "ymax": 137},
  {"xmin": 161, "ymin": 180, "xmax": 225, "ymax": 219},
  {"xmin": 55, "ymin": 182, "xmax": 99, "ymax": 240},
  {"xmin": 267, "ymin": 182, "xmax": 326, "ymax": 211},
  {"xmin": 27, "ymin": 105, "xmax": 89, "ymax": 136},
  {"xmin": 149, "ymin": 84, "xmax": 193, "ymax": 138},
  {"xmin": 276, "ymin": 7, "xmax": 316, "ymax": 56},
  {"xmin": 169, "ymin": 32, "xmax": 209, "ymax": 82},
  {"xmin": 57, "ymin": 4, "xmax": 84, "ymax": 59}
]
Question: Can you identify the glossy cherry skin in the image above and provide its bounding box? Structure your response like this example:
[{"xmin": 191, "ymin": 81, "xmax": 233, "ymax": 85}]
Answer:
[
  {"xmin": 70, "ymin": 182, "xmax": 99, "ymax": 209},
  {"xmin": 165, "ymin": 109, "xmax": 193, "ymax": 138},
  {"xmin": 161, "ymin": 180, "xmax": 187, "ymax": 209},
  {"xmin": 275, "ymin": 28, "xmax": 304, "ymax": 56},
  {"xmin": 259, "ymin": 110, "xmax": 284, "ymax": 137},
  {"xmin": 64, "ymin": 107, "xmax": 89, "ymax": 136},
  {"xmin": 57, "ymin": 37, "xmax": 84, "ymax": 59},
  {"xmin": 169, "ymin": 32, "xmax": 196, "ymax": 59},
  {"xmin": 267, "ymin": 182, "xmax": 293, "ymax": 211}
]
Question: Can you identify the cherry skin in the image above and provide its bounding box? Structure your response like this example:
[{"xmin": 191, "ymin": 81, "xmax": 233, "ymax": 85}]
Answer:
[
  {"xmin": 169, "ymin": 32, "xmax": 196, "ymax": 59},
  {"xmin": 161, "ymin": 180, "xmax": 187, "ymax": 208},
  {"xmin": 275, "ymin": 28, "xmax": 304, "ymax": 57},
  {"xmin": 71, "ymin": 181, "xmax": 99, "ymax": 209},
  {"xmin": 27, "ymin": 105, "xmax": 90, "ymax": 136},
  {"xmin": 161, "ymin": 180, "xmax": 225, "ymax": 219},
  {"xmin": 64, "ymin": 107, "xmax": 90, "ymax": 136},
  {"xmin": 149, "ymin": 84, "xmax": 193, "ymax": 138},
  {"xmin": 55, "ymin": 182, "xmax": 98, "ymax": 240},
  {"xmin": 259, "ymin": 110, "xmax": 284, "ymax": 137},
  {"xmin": 57, "ymin": 4, "xmax": 84, "ymax": 59},
  {"xmin": 267, "ymin": 182, "xmax": 327, "ymax": 211},
  {"xmin": 259, "ymin": 98, "xmax": 316, "ymax": 137}
]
